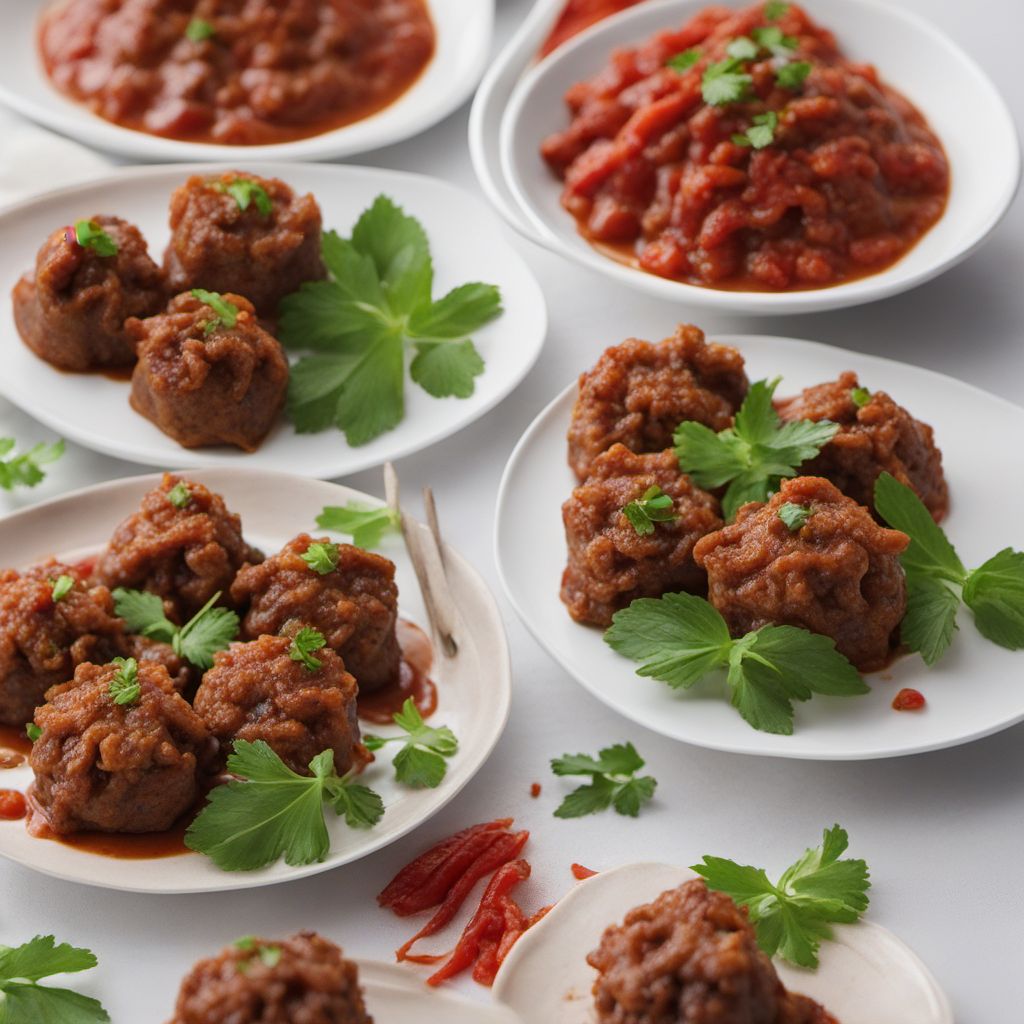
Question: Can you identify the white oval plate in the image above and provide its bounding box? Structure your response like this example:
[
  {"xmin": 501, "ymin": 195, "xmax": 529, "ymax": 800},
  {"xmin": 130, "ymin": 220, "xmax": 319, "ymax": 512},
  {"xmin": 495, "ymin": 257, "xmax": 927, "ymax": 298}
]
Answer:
[
  {"xmin": 0, "ymin": 468, "xmax": 511, "ymax": 893},
  {"xmin": 495, "ymin": 334, "xmax": 1024, "ymax": 760},
  {"xmin": 0, "ymin": 162, "xmax": 547, "ymax": 478},
  {"xmin": 499, "ymin": 0, "xmax": 1021, "ymax": 315},
  {"xmin": 493, "ymin": 863, "xmax": 951, "ymax": 1024},
  {"xmin": 0, "ymin": 0, "xmax": 492, "ymax": 162}
]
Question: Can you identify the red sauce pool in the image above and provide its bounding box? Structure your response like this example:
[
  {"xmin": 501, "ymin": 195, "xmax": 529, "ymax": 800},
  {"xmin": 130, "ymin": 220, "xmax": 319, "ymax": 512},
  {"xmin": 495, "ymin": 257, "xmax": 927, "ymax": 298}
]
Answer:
[
  {"xmin": 0, "ymin": 790, "xmax": 28, "ymax": 820},
  {"xmin": 359, "ymin": 619, "xmax": 438, "ymax": 726}
]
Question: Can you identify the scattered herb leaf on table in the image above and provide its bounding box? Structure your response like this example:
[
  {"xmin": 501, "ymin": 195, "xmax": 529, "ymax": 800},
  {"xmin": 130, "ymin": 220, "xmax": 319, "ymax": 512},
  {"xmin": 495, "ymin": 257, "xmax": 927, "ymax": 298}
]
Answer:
[
  {"xmin": 550, "ymin": 742, "xmax": 657, "ymax": 819},
  {"xmin": 0, "ymin": 438, "xmax": 64, "ymax": 491}
]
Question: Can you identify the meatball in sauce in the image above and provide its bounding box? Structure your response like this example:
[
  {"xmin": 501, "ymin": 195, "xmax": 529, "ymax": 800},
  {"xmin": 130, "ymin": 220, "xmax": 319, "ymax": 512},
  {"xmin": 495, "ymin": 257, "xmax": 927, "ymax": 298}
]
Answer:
[
  {"xmin": 12, "ymin": 215, "xmax": 165, "ymax": 371},
  {"xmin": 128, "ymin": 291, "xmax": 290, "ymax": 452},
  {"xmin": 562, "ymin": 445, "xmax": 722, "ymax": 627},
  {"xmin": 694, "ymin": 476, "xmax": 908, "ymax": 672}
]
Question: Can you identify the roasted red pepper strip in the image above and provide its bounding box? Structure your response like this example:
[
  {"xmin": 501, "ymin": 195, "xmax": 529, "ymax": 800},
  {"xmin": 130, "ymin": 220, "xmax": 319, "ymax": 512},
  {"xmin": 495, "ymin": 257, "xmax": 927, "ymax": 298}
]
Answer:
[
  {"xmin": 572, "ymin": 863, "xmax": 598, "ymax": 880},
  {"xmin": 396, "ymin": 829, "xmax": 529, "ymax": 961},
  {"xmin": 378, "ymin": 819, "xmax": 513, "ymax": 916}
]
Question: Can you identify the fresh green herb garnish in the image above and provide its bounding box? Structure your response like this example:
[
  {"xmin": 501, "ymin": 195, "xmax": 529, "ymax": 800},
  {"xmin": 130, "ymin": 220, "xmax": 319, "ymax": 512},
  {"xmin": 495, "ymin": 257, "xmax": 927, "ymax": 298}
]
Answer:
[
  {"xmin": 694, "ymin": 824, "xmax": 870, "ymax": 969},
  {"xmin": 113, "ymin": 589, "xmax": 239, "ymax": 670},
  {"xmin": 108, "ymin": 657, "xmax": 140, "ymax": 706},
  {"xmin": 214, "ymin": 177, "xmax": 273, "ymax": 216},
  {"xmin": 233, "ymin": 936, "xmax": 257, "ymax": 951},
  {"xmin": 778, "ymin": 502, "xmax": 811, "ymax": 532},
  {"xmin": 315, "ymin": 502, "xmax": 400, "ymax": 549},
  {"xmin": 363, "ymin": 699, "xmax": 458, "ymax": 789},
  {"xmin": 257, "ymin": 946, "xmax": 281, "ymax": 968},
  {"xmin": 0, "ymin": 438, "xmax": 64, "ymax": 491},
  {"xmin": 301, "ymin": 541, "xmax": 340, "ymax": 575},
  {"xmin": 776, "ymin": 59, "xmax": 812, "ymax": 90},
  {"xmin": 186, "ymin": 17, "xmax": 216, "ymax": 42},
  {"xmin": 231, "ymin": 937, "xmax": 281, "ymax": 969},
  {"xmin": 73, "ymin": 220, "xmax": 118, "ymax": 257},
  {"xmin": 701, "ymin": 57, "xmax": 753, "ymax": 106},
  {"xmin": 0, "ymin": 935, "xmax": 109, "ymax": 1023},
  {"xmin": 726, "ymin": 36, "xmax": 759, "ymax": 61},
  {"xmin": 875, "ymin": 473, "xmax": 1024, "ymax": 664},
  {"xmin": 605, "ymin": 592, "xmax": 867, "ymax": 734},
  {"xmin": 674, "ymin": 378, "xmax": 838, "ymax": 521},
  {"xmin": 280, "ymin": 196, "xmax": 503, "ymax": 447},
  {"xmin": 551, "ymin": 742, "xmax": 656, "ymax": 819},
  {"xmin": 765, "ymin": 1, "xmax": 789, "ymax": 20},
  {"xmin": 622, "ymin": 485, "xmax": 678, "ymax": 536},
  {"xmin": 190, "ymin": 288, "xmax": 239, "ymax": 336},
  {"xmin": 167, "ymin": 482, "xmax": 192, "ymax": 508},
  {"xmin": 50, "ymin": 575, "xmax": 74, "ymax": 602},
  {"xmin": 732, "ymin": 111, "xmax": 778, "ymax": 149},
  {"xmin": 289, "ymin": 627, "xmax": 327, "ymax": 672},
  {"xmin": 185, "ymin": 740, "xmax": 384, "ymax": 871},
  {"xmin": 666, "ymin": 48, "xmax": 701, "ymax": 71},
  {"xmin": 752, "ymin": 25, "xmax": 797, "ymax": 57},
  {"xmin": 25, "ymin": 723, "xmax": 41, "ymax": 743},
  {"xmin": 850, "ymin": 386, "xmax": 872, "ymax": 408}
]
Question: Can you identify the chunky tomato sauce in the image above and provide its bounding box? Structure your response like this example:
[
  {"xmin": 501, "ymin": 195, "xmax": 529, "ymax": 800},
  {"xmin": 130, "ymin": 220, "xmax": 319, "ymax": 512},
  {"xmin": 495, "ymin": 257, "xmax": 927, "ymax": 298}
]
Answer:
[
  {"xmin": 541, "ymin": 2, "xmax": 949, "ymax": 291},
  {"xmin": 40, "ymin": 0, "xmax": 435, "ymax": 146}
]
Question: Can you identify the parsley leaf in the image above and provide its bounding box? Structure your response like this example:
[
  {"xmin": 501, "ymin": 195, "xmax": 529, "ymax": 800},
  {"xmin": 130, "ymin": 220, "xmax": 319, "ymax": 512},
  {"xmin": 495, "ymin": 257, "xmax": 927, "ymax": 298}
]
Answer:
[
  {"xmin": 185, "ymin": 17, "xmax": 215, "ymax": 41},
  {"xmin": 751, "ymin": 25, "xmax": 797, "ymax": 57},
  {"xmin": 702, "ymin": 58, "xmax": 752, "ymax": 106},
  {"xmin": 674, "ymin": 378, "xmax": 838, "ymax": 520},
  {"xmin": 622, "ymin": 485, "xmax": 678, "ymax": 536},
  {"xmin": 25, "ymin": 723, "xmax": 41, "ymax": 743},
  {"xmin": 316, "ymin": 502, "xmax": 400, "ymax": 549},
  {"xmin": 0, "ymin": 936, "xmax": 109, "ymax": 1024},
  {"xmin": 280, "ymin": 196, "xmax": 503, "ymax": 446},
  {"xmin": 363, "ymin": 698, "xmax": 458, "ymax": 789},
  {"xmin": 778, "ymin": 502, "xmax": 811, "ymax": 531},
  {"xmin": 962, "ymin": 549, "xmax": 1024, "ymax": 649},
  {"xmin": 850, "ymin": 386, "xmax": 871, "ymax": 408},
  {"xmin": 776, "ymin": 60, "xmax": 812, "ymax": 90},
  {"xmin": 108, "ymin": 657, "xmax": 140, "ymax": 706},
  {"xmin": 693, "ymin": 824, "xmax": 870, "ymax": 968},
  {"xmin": 667, "ymin": 48, "xmax": 701, "ymax": 71},
  {"xmin": 185, "ymin": 741, "xmax": 383, "ymax": 871},
  {"xmin": 732, "ymin": 111, "xmax": 778, "ymax": 150},
  {"xmin": 214, "ymin": 177, "xmax": 272, "ymax": 215},
  {"xmin": 551, "ymin": 742, "xmax": 656, "ymax": 819},
  {"xmin": 289, "ymin": 627, "xmax": 327, "ymax": 672},
  {"xmin": 605, "ymin": 592, "xmax": 867, "ymax": 734},
  {"xmin": 167, "ymin": 481, "xmax": 192, "ymax": 508},
  {"xmin": 73, "ymin": 220, "xmax": 117, "ymax": 257},
  {"xmin": 191, "ymin": 289, "xmax": 239, "ymax": 335},
  {"xmin": 50, "ymin": 575, "xmax": 74, "ymax": 602},
  {"xmin": 765, "ymin": 1, "xmax": 789, "ymax": 20},
  {"xmin": 301, "ymin": 541, "xmax": 340, "ymax": 575},
  {"xmin": 726, "ymin": 36, "xmax": 759, "ymax": 61},
  {"xmin": 0, "ymin": 438, "xmax": 64, "ymax": 491}
]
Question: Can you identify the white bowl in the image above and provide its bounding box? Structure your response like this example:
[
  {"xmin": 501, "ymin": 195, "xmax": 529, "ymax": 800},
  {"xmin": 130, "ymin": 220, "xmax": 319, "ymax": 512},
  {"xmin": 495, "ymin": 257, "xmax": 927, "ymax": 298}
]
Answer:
[
  {"xmin": 499, "ymin": 0, "xmax": 1021, "ymax": 315},
  {"xmin": 0, "ymin": 0, "xmax": 492, "ymax": 162}
]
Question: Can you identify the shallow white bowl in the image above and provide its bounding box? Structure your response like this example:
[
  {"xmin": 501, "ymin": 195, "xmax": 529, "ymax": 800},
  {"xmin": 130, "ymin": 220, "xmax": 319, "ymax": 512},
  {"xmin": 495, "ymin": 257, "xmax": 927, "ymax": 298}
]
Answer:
[
  {"xmin": 499, "ymin": 0, "xmax": 1021, "ymax": 315},
  {"xmin": 0, "ymin": 162, "xmax": 547, "ymax": 478},
  {"xmin": 0, "ymin": 469, "xmax": 511, "ymax": 893},
  {"xmin": 0, "ymin": 0, "xmax": 492, "ymax": 162},
  {"xmin": 495, "ymin": 334, "xmax": 1024, "ymax": 760}
]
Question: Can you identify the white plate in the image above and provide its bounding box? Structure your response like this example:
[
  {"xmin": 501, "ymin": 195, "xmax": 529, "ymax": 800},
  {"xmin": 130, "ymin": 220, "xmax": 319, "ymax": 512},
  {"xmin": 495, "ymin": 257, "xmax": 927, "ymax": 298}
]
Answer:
[
  {"xmin": 0, "ymin": 0, "xmax": 492, "ymax": 162},
  {"xmin": 0, "ymin": 162, "xmax": 547, "ymax": 478},
  {"xmin": 0, "ymin": 468, "xmax": 511, "ymax": 893},
  {"xmin": 498, "ymin": 0, "xmax": 1021, "ymax": 315},
  {"xmin": 495, "ymin": 334, "xmax": 1024, "ymax": 760},
  {"xmin": 493, "ymin": 863, "xmax": 952, "ymax": 1024}
]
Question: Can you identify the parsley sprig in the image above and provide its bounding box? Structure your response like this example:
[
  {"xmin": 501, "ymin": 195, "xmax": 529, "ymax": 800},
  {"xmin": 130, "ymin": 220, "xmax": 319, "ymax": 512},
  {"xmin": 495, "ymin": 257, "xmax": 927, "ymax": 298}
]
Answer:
[
  {"xmin": 0, "ymin": 935, "xmax": 109, "ymax": 1023},
  {"xmin": 778, "ymin": 502, "xmax": 811, "ymax": 531},
  {"xmin": 289, "ymin": 627, "xmax": 327, "ymax": 672},
  {"xmin": 185, "ymin": 740, "xmax": 384, "ymax": 871},
  {"xmin": 622, "ymin": 485, "xmax": 678, "ymax": 536},
  {"xmin": 301, "ymin": 541, "xmax": 340, "ymax": 575},
  {"xmin": 702, "ymin": 57, "xmax": 753, "ymax": 106},
  {"xmin": 363, "ymin": 699, "xmax": 458, "ymax": 788},
  {"xmin": 551, "ymin": 742, "xmax": 657, "ymax": 819},
  {"xmin": 190, "ymin": 288, "xmax": 239, "ymax": 336},
  {"xmin": 108, "ymin": 656, "xmax": 140, "ymax": 706},
  {"xmin": 113, "ymin": 588, "xmax": 239, "ymax": 670},
  {"xmin": 674, "ymin": 378, "xmax": 838, "ymax": 521},
  {"xmin": 875, "ymin": 473, "xmax": 1024, "ymax": 664},
  {"xmin": 73, "ymin": 220, "xmax": 118, "ymax": 257},
  {"xmin": 732, "ymin": 111, "xmax": 778, "ymax": 149},
  {"xmin": 213, "ymin": 177, "xmax": 272, "ymax": 216},
  {"xmin": 279, "ymin": 195, "xmax": 503, "ymax": 446},
  {"xmin": 316, "ymin": 502, "xmax": 401, "ymax": 549},
  {"xmin": 25, "ymin": 723, "xmax": 41, "ymax": 743},
  {"xmin": 0, "ymin": 438, "xmax": 64, "ymax": 491},
  {"xmin": 605, "ymin": 592, "xmax": 867, "ymax": 734},
  {"xmin": 666, "ymin": 48, "xmax": 701, "ymax": 71},
  {"xmin": 694, "ymin": 824, "xmax": 870, "ymax": 968}
]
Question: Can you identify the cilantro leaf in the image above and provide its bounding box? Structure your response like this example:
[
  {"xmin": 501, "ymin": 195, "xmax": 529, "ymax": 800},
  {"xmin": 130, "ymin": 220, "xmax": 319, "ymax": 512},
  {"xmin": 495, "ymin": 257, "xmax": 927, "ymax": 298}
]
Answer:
[
  {"xmin": 108, "ymin": 657, "xmax": 140, "ymax": 706},
  {"xmin": 289, "ymin": 627, "xmax": 327, "ymax": 672},
  {"xmin": 622, "ymin": 485, "xmax": 678, "ymax": 536},
  {"xmin": 0, "ymin": 936, "xmax": 97, "ymax": 983},
  {"xmin": 407, "ymin": 282, "xmax": 502, "ymax": 340},
  {"xmin": 215, "ymin": 177, "xmax": 272, "ymax": 215},
  {"xmin": 25, "ymin": 723, "xmax": 41, "ymax": 743},
  {"xmin": 333, "ymin": 330, "xmax": 406, "ymax": 447},
  {"xmin": 553, "ymin": 776, "xmax": 615, "ymax": 818},
  {"xmin": 765, "ymin": 1, "xmax": 789, "ymax": 20},
  {"xmin": 410, "ymin": 339, "xmax": 485, "ymax": 399},
  {"xmin": 316, "ymin": 502, "xmax": 400, "ymax": 549},
  {"xmin": 702, "ymin": 59, "xmax": 752, "ymax": 106},
  {"xmin": 0, "ymin": 438, "xmax": 64, "ymax": 491},
  {"xmin": 726, "ymin": 36, "xmax": 759, "ymax": 61},
  {"xmin": 112, "ymin": 588, "xmax": 176, "ymax": 643},
  {"xmin": 301, "ymin": 541, "xmax": 340, "ymax": 575},
  {"xmin": 733, "ymin": 111, "xmax": 778, "ymax": 150},
  {"xmin": 185, "ymin": 17, "xmax": 215, "ymax": 41},
  {"xmin": 777, "ymin": 502, "xmax": 811, "ymax": 531},
  {"xmin": 73, "ymin": 220, "xmax": 117, "ymax": 257},
  {"xmin": 901, "ymin": 571, "xmax": 960, "ymax": 666},
  {"xmin": 751, "ymin": 25, "xmax": 797, "ymax": 57},
  {"xmin": 363, "ymin": 698, "xmax": 458, "ymax": 789},
  {"xmin": 167, "ymin": 481, "xmax": 191, "ymax": 508},
  {"xmin": 776, "ymin": 60, "xmax": 811, "ymax": 90},
  {"xmin": 286, "ymin": 352, "xmax": 365, "ymax": 433},
  {"xmin": 963, "ymin": 549, "xmax": 1024, "ymax": 649},
  {"xmin": 667, "ymin": 48, "xmax": 701, "ymax": 71},
  {"xmin": 551, "ymin": 741, "xmax": 656, "ymax": 819},
  {"xmin": 850, "ymin": 386, "xmax": 871, "ymax": 408},
  {"xmin": 0, "ymin": 937, "xmax": 109, "ymax": 1024},
  {"xmin": 190, "ymin": 289, "xmax": 239, "ymax": 335},
  {"xmin": 50, "ymin": 575, "xmax": 74, "ymax": 602},
  {"xmin": 185, "ymin": 741, "xmax": 383, "ymax": 871}
]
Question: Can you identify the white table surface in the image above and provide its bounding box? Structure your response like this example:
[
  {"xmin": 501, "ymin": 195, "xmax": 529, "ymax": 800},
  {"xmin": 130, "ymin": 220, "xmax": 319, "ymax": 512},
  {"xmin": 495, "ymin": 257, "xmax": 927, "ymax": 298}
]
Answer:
[{"xmin": 1, "ymin": 1, "xmax": 1021, "ymax": 1020}]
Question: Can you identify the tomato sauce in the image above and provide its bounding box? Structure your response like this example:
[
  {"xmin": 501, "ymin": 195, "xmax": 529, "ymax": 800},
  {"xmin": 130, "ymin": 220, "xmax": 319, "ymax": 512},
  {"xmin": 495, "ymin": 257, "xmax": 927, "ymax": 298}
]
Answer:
[
  {"xmin": 359, "ymin": 619, "xmax": 438, "ymax": 726},
  {"xmin": 0, "ymin": 790, "xmax": 27, "ymax": 820}
]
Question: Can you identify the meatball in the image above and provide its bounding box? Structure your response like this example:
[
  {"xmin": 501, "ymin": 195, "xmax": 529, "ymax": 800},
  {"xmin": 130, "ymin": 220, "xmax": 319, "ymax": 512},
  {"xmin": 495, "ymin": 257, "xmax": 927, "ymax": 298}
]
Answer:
[
  {"xmin": 12, "ymin": 215, "xmax": 165, "ymax": 371},
  {"xmin": 123, "ymin": 634, "xmax": 194, "ymax": 695},
  {"xmin": 562, "ymin": 445, "xmax": 722, "ymax": 627},
  {"xmin": 128, "ymin": 291, "xmax": 290, "ymax": 451},
  {"xmin": 232, "ymin": 535, "xmax": 400, "ymax": 694},
  {"xmin": 693, "ymin": 477, "xmax": 908, "ymax": 672},
  {"xmin": 567, "ymin": 324, "xmax": 748, "ymax": 481},
  {"xmin": 93, "ymin": 474, "xmax": 261, "ymax": 623},
  {"xmin": 194, "ymin": 634, "xmax": 367, "ymax": 776},
  {"xmin": 29, "ymin": 659, "xmax": 211, "ymax": 835},
  {"xmin": 169, "ymin": 932, "xmax": 373, "ymax": 1024},
  {"xmin": 0, "ymin": 562, "xmax": 123, "ymax": 726},
  {"xmin": 588, "ymin": 879, "xmax": 836, "ymax": 1024},
  {"xmin": 776, "ymin": 372, "xmax": 949, "ymax": 522},
  {"xmin": 163, "ymin": 172, "xmax": 326, "ymax": 318}
]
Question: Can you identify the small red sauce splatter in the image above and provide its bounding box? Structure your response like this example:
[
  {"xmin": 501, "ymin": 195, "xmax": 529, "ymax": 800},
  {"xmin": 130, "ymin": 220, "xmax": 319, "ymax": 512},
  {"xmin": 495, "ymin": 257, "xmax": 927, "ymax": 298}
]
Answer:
[
  {"xmin": 359, "ymin": 619, "xmax": 438, "ymax": 725},
  {"xmin": 572, "ymin": 863, "xmax": 598, "ymax": 880},
  {"xmin": 530, "ymin": 782, "xmax": 542, "ymax": 798},
  {"xmin": 0, "ymin": 790, "xmax": 27, "ymax": 820},
  {"xmin": 0, "ymin": 750, "xmax": 25, "ymax": 770},
  {"xmin": 892, "ymin": 688, "xmax": 926, "ymax": 711}
]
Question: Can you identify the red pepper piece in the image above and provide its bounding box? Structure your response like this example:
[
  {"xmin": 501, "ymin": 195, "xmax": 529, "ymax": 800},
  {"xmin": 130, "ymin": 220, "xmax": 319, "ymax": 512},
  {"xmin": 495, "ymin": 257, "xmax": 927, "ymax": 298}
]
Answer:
[
  {"xmin": 571, "ymin": 863, "xmax": 598, "ymax": 880},
  {"xmin": 892, "ymin": 688, "xmax": 926, "ymax": 711}
]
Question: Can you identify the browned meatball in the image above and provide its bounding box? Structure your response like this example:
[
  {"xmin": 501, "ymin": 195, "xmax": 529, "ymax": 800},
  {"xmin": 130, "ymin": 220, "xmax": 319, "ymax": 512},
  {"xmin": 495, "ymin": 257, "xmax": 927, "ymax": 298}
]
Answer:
[
  {"xmin": 128, "ymin": 291, "xmax": 290, "ymax": 452},
  {"xmin": 231, "ymin": 536, "xmax": 400, "ymax": 694},
  {"xmin": 123, "ymin": 634, "xmax": 194, "ymax": 695},
  {"xmin": 12, "ymin": 215, "xmax": 165, "ymax": 371},
  {"xmin": 567, "ymin": 325, "xmax": 749, "ymax": 481},
  {"xmin": 93, "ymin": 474, "xmax": 261, "ymax": 623},
  {"xmin": 163, "ymin": 172, "xmax": 326, "ymax": 318},
  {"xmin": 562, "ymin": 445, "xmax": 722, "ymax": 627},
  {"xmin": 694, "ymin": 477, "xmax": 908, "ymax": 672},
  {"xmin": 0, "ymin": 562, "xmax": 123, "ymax": 726},
  {"xmin": 28, "ymin": 659, "xmax": 212, "ymax": 835},
  {"xmin": 589, "ymin": 879, "xmax": 836, "ymax": 1024},
  {"xmin": 168, "ymin": 932, "xmax": 373, "ymax": 1024},
  {"xmin": 777, "ymin": 372, "xmax": 949, "ymax": 523},
  {"xmin": 194, "ymin": 634, "xmax": 368, "ymax": 776}
]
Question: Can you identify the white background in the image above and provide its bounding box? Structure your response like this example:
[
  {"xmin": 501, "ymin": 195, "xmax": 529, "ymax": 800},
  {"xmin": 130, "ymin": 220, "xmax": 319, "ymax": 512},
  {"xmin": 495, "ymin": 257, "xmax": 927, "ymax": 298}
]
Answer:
[{"xmin": 0, "ymin": 0, "xmax": 1021, "ymax": 1019}]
